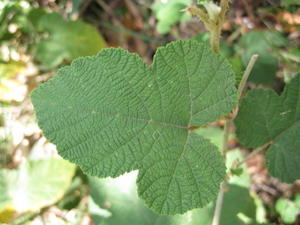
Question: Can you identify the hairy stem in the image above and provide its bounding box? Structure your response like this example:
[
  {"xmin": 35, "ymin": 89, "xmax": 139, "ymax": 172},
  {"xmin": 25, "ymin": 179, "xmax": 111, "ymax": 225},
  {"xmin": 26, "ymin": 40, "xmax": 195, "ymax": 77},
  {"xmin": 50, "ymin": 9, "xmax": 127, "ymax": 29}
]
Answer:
[{"xmin": 210, "ymin": 25, "xmax": 221, "ymax": 54}]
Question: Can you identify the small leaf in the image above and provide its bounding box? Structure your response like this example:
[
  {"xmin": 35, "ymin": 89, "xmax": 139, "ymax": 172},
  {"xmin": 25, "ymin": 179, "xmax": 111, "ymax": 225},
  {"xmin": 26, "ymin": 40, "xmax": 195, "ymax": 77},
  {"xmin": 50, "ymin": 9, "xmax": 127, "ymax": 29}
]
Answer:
[
  {"xmin": 230, "ymin": 167, "xmax": 243, "ymax": 176},
  {"xmin": 235, "ymin": 75, "xmax": 300, "ymax": 183},
  {"xmin": 32, "ymin": 40, "xmax": 237, "ymax": 214}
]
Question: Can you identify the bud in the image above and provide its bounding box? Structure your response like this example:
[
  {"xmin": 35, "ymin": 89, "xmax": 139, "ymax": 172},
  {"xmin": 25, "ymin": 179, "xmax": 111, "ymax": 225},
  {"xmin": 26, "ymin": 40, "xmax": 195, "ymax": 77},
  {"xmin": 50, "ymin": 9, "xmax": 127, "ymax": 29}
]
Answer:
[{"xmin": 202, "ymin": 1, "xmax": 221, "ymax": 21}]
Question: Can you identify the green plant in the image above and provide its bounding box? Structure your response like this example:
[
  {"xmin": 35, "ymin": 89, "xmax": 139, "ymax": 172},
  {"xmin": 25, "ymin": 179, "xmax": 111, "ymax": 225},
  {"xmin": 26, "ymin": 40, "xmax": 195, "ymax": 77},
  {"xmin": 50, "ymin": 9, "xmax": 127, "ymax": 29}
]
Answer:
[
  {"xmin": 152, "ymin": 0, "xmax": 191, "ymax": 34},
  {"xmin": 31, "ymin": 0, "xmax": 300, "ymax": 224},
  {"xmin": 275, "ymin": 195, "xmax": 300, "ymax": 224},
  {"xmin": 31, "ymin": 10, "xmax": 106, "ymax": 69}
]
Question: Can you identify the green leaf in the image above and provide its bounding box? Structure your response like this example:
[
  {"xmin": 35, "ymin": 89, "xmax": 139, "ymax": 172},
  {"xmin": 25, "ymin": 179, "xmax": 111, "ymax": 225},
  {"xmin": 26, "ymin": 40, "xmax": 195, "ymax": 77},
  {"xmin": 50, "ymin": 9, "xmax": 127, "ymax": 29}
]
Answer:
[
  {"xmin": 238, "ymin": 31, "xmax": 280, "ymax": 85},
  {"xmin": 0, "ymin": 158, "xmax": 75, "ymax": 223},
  {"xmin": 31, "ymin": 40, "xmax": 237, "ymax": 214},
  {"xmin": 275, "ymin": 198, "xmax": 300, "ymax": 223},
  {"xmin": 220, "ymin": 184, "xmax": 256, "ymax": 225},
  {"xmin": 235, "ymin": 75, "xmax": 300, "ymax": 183},
  {"xmin": 34, "ymin": 12, "xmax": 106, "ymax": 69},
  {"xmin": 152, "ymin": 0, "xmax": 191, "ymax": 34}
]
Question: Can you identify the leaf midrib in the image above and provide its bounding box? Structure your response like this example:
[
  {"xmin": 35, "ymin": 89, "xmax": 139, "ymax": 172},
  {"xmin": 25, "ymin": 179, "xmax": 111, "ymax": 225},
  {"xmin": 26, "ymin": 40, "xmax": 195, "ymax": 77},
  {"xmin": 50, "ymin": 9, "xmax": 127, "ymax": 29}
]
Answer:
[{"xmin": 38, "ymin": 101, "xmax": 189, "ymax": 130}]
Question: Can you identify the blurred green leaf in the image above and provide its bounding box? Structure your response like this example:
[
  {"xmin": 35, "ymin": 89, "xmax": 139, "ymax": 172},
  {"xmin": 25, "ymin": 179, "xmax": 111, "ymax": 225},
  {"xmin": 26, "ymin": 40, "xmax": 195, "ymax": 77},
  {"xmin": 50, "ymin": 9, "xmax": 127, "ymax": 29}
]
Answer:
[
  {"xmin": 228, "ymin": 55, "xmax": 244, "ymax": 85},
  {"xmin": 195, "ymin": 126, "xmax": 224, "ymax": 149},
  {"xmin": 0, "ymin": 158, "xmax": 76, "ymax": 223},
  {"xmin": 152, "ymin": 0, "xmax": 191, "ymax": 34},
  {"xmin": 34, "ymin": 12, "xmax": 106, "ymax": 69},
  {"xmin": 275, "ymin": 197, "xmax": 300, "ymax": 223},
  {"xmin": 238, "ymin": 31, "xmax": 287, "ymax": 85},
  {"xmin": 221, "ymin": 184, "xmax": 256, "ymax": 225},
  {"xmin": 27, "ymin": 7, "xmax": 47, "ymax": 28}
]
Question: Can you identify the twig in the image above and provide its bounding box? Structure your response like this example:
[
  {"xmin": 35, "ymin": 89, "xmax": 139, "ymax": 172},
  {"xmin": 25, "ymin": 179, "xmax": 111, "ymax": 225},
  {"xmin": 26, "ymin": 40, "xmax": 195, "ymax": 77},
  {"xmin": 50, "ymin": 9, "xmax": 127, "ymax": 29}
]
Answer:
[
  {"xmin": 234, "ymin": 141, "xmax": 271, "ymax": 168},
  {"xmin": 280, "ymin": 51, "xmax": 300, "ymax": 63},
  {"xmin": 237, "ymin": 54, "xmax": 259, "ymax": 100},
  {"xmin": 212, "ymin": 117, "xmax": 230, "ymax": 225},
  {"xmin": 212, "ymin": 182, "xmax": 226, "ymax": 225}
]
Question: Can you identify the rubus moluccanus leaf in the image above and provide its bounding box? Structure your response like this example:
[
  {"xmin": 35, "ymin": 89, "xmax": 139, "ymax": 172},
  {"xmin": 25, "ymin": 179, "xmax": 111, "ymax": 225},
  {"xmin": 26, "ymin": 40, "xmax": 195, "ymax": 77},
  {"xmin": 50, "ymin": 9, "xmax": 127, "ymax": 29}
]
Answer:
[
  {"xmin": 235, "ymin": 75, "xmax": 300, "ymax": 183},
  {"xmin": 31, "ymin": 40, "xmax": 237, "ymax": 214}
]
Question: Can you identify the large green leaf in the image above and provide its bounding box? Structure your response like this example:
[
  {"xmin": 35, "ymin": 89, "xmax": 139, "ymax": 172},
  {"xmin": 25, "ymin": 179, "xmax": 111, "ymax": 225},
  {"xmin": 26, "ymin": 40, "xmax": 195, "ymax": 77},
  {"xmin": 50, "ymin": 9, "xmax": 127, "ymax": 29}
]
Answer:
[
  {"xmin": 34, "ymin": 12, "xmax": 106, "ymax": 69},
  {"xmin": 0, "ymin": 158, "xmax": 75, "ymax": 223},
  {"xmin": 235, "ymin": 75, "xmax": 300, "ymax": 183},
  {"xmin": 32, "ymin": 40, "xmax": 237, "ymax": 214}
]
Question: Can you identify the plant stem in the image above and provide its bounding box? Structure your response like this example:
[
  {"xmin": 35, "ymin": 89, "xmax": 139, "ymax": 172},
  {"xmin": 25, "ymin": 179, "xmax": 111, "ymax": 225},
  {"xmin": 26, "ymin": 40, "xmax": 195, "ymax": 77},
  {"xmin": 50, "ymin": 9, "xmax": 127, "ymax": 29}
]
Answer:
[
  {"xmin": 237, "ymin": 54, "xmax": 259, "ymax": 99},
  {"xmin": 211, "ymin": 54, "xmax": 259, "ymax": 225},
  {"xmin": 210, "ymin": 26, "xmax": 221, "ymax": 54},
  {"xmin": 212, "ymin": 117, "xmax": 231, "ymax": 225},
  {"xmin": 212, "ymin": 182, "xmax": 225, "ymax": 225},
  {"xmin": 235, "ymin": 141, "xmax": 271, "ymax": 168},
  {"xmin": 186, "ymin": 0, "xmax": 229, "ymax": 54}
]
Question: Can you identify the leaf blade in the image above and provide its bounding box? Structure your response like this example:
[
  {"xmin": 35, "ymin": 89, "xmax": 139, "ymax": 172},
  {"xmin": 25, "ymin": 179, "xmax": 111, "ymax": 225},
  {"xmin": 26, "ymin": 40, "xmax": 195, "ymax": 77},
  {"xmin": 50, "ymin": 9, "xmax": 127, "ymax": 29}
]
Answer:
[
  {"xmin": 235, "ymin": 75, "xmax": 300, "ymax": 183},
  {"xmin": 32, "ymin": 40, "xmax": 237, "ymax": 214}
]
